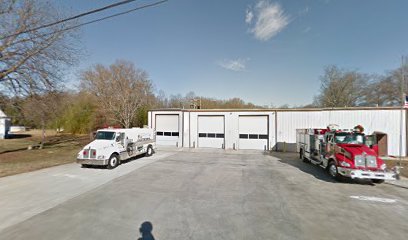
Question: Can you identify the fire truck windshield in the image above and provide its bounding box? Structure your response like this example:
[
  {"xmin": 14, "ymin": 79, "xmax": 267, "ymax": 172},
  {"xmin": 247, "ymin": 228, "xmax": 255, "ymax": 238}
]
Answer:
[
  {"xmin": 95, "ymin": 131, "xmax": 116, "ymax": 140},
  {"xmin": 334, "ymin": 133, "xmax": 365, "ymax": 144}
]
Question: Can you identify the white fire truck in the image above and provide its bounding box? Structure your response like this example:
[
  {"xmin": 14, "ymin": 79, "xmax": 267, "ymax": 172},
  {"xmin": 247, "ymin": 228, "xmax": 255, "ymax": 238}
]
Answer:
[
  {"xmin": 296, "ymin": 125, "xmax": 397, "ymax": 183},
  {"xmin": 77, "ymin": 127, "xmax": 156, "ymax": 169}
]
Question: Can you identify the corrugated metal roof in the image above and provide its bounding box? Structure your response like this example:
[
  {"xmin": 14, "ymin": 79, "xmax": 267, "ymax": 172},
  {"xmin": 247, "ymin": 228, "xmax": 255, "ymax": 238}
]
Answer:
[{"xmin": 149, "ymin": 106, "xmax": 403, "ymax": 112}]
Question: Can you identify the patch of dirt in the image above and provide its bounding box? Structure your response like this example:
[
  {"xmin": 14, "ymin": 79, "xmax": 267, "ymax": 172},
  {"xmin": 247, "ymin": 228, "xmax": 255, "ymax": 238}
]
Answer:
[{"xmin": 385, "ymin": 160, "xmax": 408, "ymax": 178}]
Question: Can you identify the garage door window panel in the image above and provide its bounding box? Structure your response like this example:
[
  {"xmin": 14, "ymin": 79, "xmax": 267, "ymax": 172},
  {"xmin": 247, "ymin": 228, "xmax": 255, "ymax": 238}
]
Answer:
[
  {"xmin": 216, "ymin": 134, "xmax": 224, "ymax": 138},
  {"xmin": 249, "ymin": 134, "xmax": 258, "ymax": 139},
  {"xmin": 240, "ymin": 134, "xmax": 249, "ymax": 139},
  {"xmin": 259, "ymin": 134, "xmax": 268, "ymax": 139}
]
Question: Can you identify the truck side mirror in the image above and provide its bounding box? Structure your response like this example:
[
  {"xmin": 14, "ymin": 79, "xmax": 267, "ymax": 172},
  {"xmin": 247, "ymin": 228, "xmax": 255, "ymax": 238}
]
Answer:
[{"xmin": 115, "ymin": 136, "xmax": 121, "ymax": 142}]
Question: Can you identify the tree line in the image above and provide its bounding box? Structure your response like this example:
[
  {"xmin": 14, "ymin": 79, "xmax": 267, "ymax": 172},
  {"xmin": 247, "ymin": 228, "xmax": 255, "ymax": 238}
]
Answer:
[
  {"xmin": 0, "ymin": 59, "xmax": 263, "ymax": 134},
  {"xmin": 312, "ymin": 64, "xmax": 408, "ymax": 108}
]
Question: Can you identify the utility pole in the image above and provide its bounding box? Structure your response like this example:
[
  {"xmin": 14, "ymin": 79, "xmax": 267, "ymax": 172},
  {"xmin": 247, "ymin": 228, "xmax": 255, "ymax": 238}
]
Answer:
[
  {"xmin": 399, "ymin": 56, "xmax": 406, "ymax": 172},
  {"xmin": 190, "ymin": 98, "xmax": 201, "ymax": 109}
]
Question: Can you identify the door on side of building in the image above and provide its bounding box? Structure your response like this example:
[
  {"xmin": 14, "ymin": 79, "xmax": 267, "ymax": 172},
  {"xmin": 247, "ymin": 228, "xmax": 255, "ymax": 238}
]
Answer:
[
  {"xmin": 197, "ymin": 115, "xmax": 225, "ymax": 148},
  {"xmin": 238, "ymin": 115, "xmax": 268, "ymax": 150},
  {"xmin": 155, "ymin": 114, "xmax": 179, "ymax": 146}
]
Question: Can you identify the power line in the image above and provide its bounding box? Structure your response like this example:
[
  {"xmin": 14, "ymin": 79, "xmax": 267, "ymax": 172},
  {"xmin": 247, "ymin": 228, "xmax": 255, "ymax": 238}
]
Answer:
[
  {"xmin": 1, "ymin": 0, "xmax": 166, "ymax": 40},
  {"xmin": 1, "ymin": 0, "xmax": 168, "ymax": 40},
  {"xmin": 2, "ymin": 0, "xmax": 139, "ymax": 39},
  {"xmin": 38, "ymin": 0, "xmax": 168, "ymax": 39}
]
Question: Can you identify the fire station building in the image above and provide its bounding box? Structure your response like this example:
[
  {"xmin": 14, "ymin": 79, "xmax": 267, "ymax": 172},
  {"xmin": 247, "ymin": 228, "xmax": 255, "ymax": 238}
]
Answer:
[{"xmin": 148, "ymin": 107, "xmax": 407, "ymax": 156}]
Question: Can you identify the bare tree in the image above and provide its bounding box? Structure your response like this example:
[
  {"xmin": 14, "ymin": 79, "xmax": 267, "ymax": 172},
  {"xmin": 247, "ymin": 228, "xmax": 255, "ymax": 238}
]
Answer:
[
  {"xmin": 22, "ymin": 91, "xmax": 66, "ymax": 146},
  {"xmin": 368, "ymin": 64, "xmax": 408, "ymax": 106},
  {"xmin": 315, "ymin": 65, "xmax": 368, "ymax": 107},
  {"xmin": 0, "ymin": 0, "xmax": 79, "ymax": 95},
  {"xmin": 80, "ymin": 60, "xmax": 153, "ymax": 128}
]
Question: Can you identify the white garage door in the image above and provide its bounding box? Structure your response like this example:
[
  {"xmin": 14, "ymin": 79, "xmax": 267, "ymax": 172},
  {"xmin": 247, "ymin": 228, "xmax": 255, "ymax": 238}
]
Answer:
[
  {"xmin": 239, "ymin": 116, "xmax": 268, "ymax": 150},
  {"xmin": 155, "ymin": 114, "xmax": 179, "ymax": 146},
  {"xmin": 198, "ymin": 116, "xmax": 224, "ymax": 148}
]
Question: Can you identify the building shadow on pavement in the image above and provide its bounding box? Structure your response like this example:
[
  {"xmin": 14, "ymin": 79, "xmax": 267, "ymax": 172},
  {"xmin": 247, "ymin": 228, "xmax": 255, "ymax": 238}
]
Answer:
[
  {"xmin": 272, "ymin": 152, "xmax": 374, "ymax": 185},
  {"xmin": 138, "ymin": 221, "xmax": 156, "ymax": 240}
]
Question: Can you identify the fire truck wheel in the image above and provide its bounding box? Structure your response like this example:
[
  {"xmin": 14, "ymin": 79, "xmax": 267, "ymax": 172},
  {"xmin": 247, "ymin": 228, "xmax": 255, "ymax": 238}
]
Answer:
[
  {"xmin": 328, "ymin": 161, "xmax": 341, "ymax": 180},
  {"xmin": 107, "ymin": 154, "xmax": 119, "ymax": 169},
  {"xmin": 372, "ymin": 179, "xmax": 385, "ymax": 184},
  {"xmin": 146, "ymin": 145, "xmax": 153, "ymax": 157}
]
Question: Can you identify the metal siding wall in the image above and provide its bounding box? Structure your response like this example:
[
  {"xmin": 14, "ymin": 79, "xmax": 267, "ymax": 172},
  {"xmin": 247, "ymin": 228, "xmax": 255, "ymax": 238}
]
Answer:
[
  {"xmin": 277, "ymin": 109, "xmax": 405, "ymax": 156},
  {"xmin": 224, "ymin": 112, "xmax": 235, "ymax": 149},
  {"xmin": 190, "ymin": 112, "xmax": 198, "ymax": 148},
  {"xmin": 0, "ymin": 119, "xmax": 5, "ymax": 139},
  {"xmin": 323, "ymin": 110, "xmax": 405, "ymax": 156},
  {"xmin": 277, "ymin": 111, "xmax": 323, "ymax": 143},
  {"xmin": 183, "ymin": 112, "xmax": 189, "ymax": 148},
  {"xmin": 148, "ymin": 111, "xmax": 152, "ymax": 128}
]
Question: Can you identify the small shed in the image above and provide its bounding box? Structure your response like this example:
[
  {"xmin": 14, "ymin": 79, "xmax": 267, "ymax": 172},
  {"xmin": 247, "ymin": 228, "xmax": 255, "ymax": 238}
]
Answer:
[{"xmin": 0, "ymin": 109, "xmax": 11, "ymax": 139}]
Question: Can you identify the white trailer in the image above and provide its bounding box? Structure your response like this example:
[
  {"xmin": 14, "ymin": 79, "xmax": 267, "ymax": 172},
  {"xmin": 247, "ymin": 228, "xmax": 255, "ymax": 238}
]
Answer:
[{"xmin": 77, "ymin": 127, "xmax": 156, "ymax": 169}]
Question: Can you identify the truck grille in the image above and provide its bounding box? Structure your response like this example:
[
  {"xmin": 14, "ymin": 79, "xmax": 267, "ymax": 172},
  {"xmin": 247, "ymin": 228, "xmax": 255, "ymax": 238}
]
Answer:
[{"xmin": 354, "ymin": 154, "xmax": 377, "ymax": 168}]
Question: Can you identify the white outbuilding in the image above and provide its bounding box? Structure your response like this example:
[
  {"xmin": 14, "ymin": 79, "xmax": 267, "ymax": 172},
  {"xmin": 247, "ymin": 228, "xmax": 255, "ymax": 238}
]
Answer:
[
  {"xmin": 148, "ymin": 107, "xmax": 407, "ymax": 156},
  {"xmin": 0, "ymin": 109, "xmax": 11, "ymax": 139}
]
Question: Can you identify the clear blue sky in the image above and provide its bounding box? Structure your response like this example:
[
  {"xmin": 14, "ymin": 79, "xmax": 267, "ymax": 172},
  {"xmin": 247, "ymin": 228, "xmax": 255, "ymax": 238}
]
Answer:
[{"xmin": 61, "ymin": 0, "xmax": 408, "ymax": 107}]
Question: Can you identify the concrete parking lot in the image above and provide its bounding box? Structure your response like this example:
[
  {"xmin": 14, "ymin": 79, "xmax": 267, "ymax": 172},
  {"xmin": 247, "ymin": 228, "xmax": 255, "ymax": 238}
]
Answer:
[{"xmin": 0, "ymin": 149, "xmax": 407, "ymax": 240}]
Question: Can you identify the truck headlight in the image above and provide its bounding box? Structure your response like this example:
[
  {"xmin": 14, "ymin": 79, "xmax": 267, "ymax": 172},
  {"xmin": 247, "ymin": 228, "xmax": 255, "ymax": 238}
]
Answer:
[
  {"xmin": 380, "ymin": 163, "xmax": 387, "ymax": 170},
  {"xmin": 97, "ymin": 155, "xmax": 105, "ymax": 160},
  {"xmin": 339, "ymin": 161, "xmax": 351, "ymax": 167}
]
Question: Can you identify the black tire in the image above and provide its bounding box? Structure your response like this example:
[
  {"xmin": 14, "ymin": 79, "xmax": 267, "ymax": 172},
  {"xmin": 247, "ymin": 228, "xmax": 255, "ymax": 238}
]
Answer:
[
  {"xmin": 107, "ymin": 154, "xmax": 119, "ymax": 169},
  {"xmin": 372, "ymin": 179, "xmax": 385, "ymax": 184},
  {"xmin": 327, "ymin": 161, "xmax": 342, "ymax": 181},
  {"xmin": 146, "ymin": 145, "xmax": 153, "ymax": 157}
]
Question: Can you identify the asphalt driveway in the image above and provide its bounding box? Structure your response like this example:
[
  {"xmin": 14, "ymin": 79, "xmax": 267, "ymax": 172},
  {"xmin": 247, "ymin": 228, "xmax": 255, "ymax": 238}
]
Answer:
[{"xmin": 0, "ymin": 149, "xmax": 407, "ymax": 240}]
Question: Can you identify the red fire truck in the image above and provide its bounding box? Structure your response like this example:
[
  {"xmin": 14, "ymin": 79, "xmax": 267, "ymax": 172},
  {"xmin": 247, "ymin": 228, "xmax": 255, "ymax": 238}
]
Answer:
[{"xmin": 296, "ymin": 125, "xmax": 397, "ymax": 183}]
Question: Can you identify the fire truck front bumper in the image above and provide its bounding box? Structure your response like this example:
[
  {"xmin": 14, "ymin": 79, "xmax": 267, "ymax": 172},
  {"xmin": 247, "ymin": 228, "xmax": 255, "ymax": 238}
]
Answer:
[
  {"xmin": 337, "ymin": 167, "xmax": 397, "ymax": 180},
  {"xmin": 77, "ymin": 158, "xmax": 108, "ymax": 166}
]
